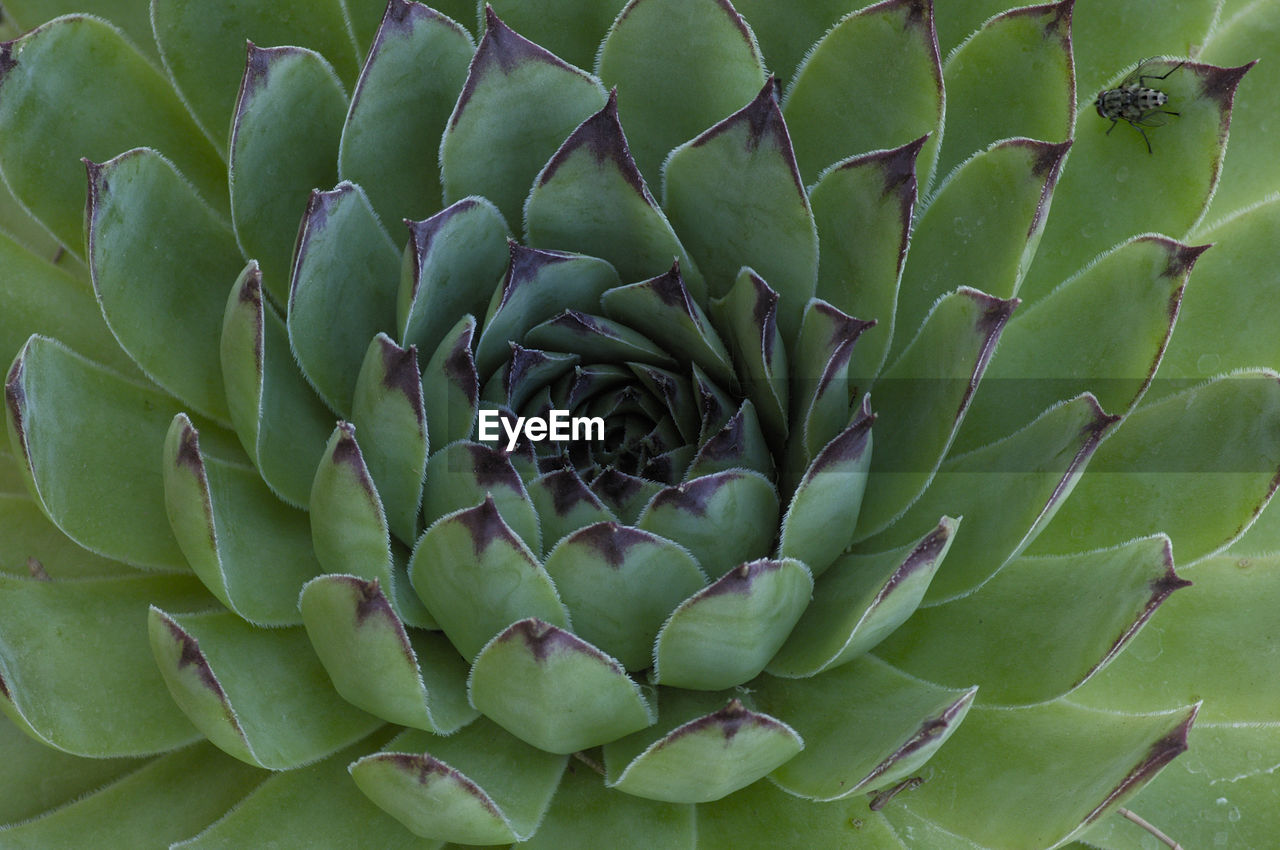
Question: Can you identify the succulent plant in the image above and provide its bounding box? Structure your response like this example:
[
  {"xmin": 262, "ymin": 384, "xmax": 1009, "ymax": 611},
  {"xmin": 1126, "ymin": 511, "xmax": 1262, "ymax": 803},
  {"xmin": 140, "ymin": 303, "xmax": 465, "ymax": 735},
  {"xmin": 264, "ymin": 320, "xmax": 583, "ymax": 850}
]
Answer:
[{"xmin": 2, "ymin": 0, "xmax": 1280, "ymax": 846}]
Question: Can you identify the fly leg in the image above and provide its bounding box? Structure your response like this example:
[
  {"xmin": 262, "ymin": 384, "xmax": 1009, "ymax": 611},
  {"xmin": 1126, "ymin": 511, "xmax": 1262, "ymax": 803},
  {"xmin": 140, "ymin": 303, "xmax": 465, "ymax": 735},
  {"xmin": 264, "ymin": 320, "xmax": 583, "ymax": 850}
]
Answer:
[
  {"xmin": 1139, "ymin": 60, "xmax": 1186, "ymax": 86},
  {"xmin": 1127, "ymin": 120, "xmax": 1153, "ymax": 154},
  {"xmin": 1105, "ymin": 117, "xmax": 1118, "ymax": 135}
]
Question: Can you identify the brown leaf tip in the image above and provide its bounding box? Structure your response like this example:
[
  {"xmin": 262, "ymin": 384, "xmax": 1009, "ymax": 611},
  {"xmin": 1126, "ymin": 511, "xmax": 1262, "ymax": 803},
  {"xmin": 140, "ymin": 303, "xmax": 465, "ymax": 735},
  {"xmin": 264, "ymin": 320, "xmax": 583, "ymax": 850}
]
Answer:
[
  {"xmin": 1163, "ymin": 242, "xmax": 1211, "ymax": 280},
  {"xmin": 443, "ymin": 324, "xmax": 479, "ymax": 406},
  {"xmin": 1030, "ymin": 139, "xmax": 1073, "ymax": 181},
  {"xmin": 4, "ymin": 355, "xmax": 27, "ymax": 457},
  {"xmin": 647, "ymin": 262, "xmax": 698, "ymax": 313},
  {"xmin": 331, "ymin": 422, "xmax": 367, "ymax": 470},
  {"xmin": 508, "ymin": 617, "xmax": 599, "ymax": 664},
  {"xmin": 351, "ymin": 577, "xmax": 395, "ymax": 625},
  {"xmin": 381, "ymin": 0, "xmax": 419, "ymax": 32},
  {"xmin": 1195, "ymin": 60, "xmax": 1256, "ymax": 109},
  {"xmin": 476, "ymin": 5, "xmax": 579, "ymax": 78},
  {"xmin": 570, "ymin": 521, "xmax": 654, "ymax": 568},
  {"xmin": 174, "ymin": 418, "xmax": 204, "ymax": 476},
  {"xmin": 592, "ymin": 468, "xmax": 647, "ymax": 505},
  {"xmin": 539, "ymin": 90, "xmax": 650, "ymax": 200},
  {"xmin": 166, "ymin": 617, "xmax": 222, "ymax": 695},
  {"xmin": 650, "ymin": 471, "xmax": 742, "ymax": 516},
  {"xmin": 540, "ymin": 469, "xmax": 605, "ymax": 518},
  {"xmin": 697, "ymin": 405, "xmax": 750, "ymax": 462},
  {"xmin": 703, "ymin": 558, "xmax": 780, "ymax": 597},
  {"xmin": 464, "ymin": 442, "xmax": 522, "ymax": 489},
  {"xmin": 0, "ymin": 41, "xmax": 16, "ymax": 80},
  {"xmin": 379, "ymin": 337, "xmax": 424, "ymax": 409},
  {"xmin": 240, "ymin": 42, "xmax": 278, "ymax": 100},
  {"xmin": 456, "ymin": 493, "xmax": 521, "ymax": 556},
  {"xmin": 808, "ymin": 409, "xmax": 875, "ymax": 475},
  {"xmin": 1085, "ymin": 705, "xmax": 1198, "ymax": 824}
]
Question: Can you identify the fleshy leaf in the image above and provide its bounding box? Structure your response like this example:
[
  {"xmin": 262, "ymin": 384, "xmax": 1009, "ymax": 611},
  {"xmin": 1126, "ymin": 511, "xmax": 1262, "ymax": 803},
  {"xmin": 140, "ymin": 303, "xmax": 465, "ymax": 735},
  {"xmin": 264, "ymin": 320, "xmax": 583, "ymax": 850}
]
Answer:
[
  {"xmin": 0, "ymin": 16, "xmax": 225, "ymax": 255},
  {"xmin": 596, "ymin": 0, "xmax": 767, "ymax": 186},
  {"xmin": 163, "ymin": 414, "xmax": 321, "ymax": 626},
  {"xmin": 409, "ymin": 496, "xmax": 565, "ymax": 660},
  {"xmin": 148, "ymin": 607, "xmax": 382, "ymax": 769},
  {"xmin": 783, "ymin": 0, "xmax": 943, "ymax": 187},
  {"xmin": 653, "ymin": 558, "xmax": 812, "ymax": 690},
  {"xmin": 695, "ymin": 780, "xmax": 899, "ymax": 848},
  {"xmin": 636, "ymin": 470, "xmax": 780, "ymax": 580},
  {"xmin": 439, "ymin": 7, "xmax": 607, "ymax": 226},
  {"xmin": 525, "ymin": 311, "xmax": 673, "ymax": 369},
  {"xmin": 349, "ymin": 722, "xmax": 566, "ymax": 845},
  {"xmin": 487, "ymin": 0, "xmax": 628, "ymax": 71},
  {"xmin": 299, "ymin": 575, "xmax": 475, "ymax": 733},
  {"xmin": 854, "ymin": 288, "xmax": 1017, "ymax": 540},
  {"xmin": 229, "ymin": 44, "xmax": 347, "ymax": 300},
  {"xmin": 1030, "ymin": 373, "xmax": 1280, "ymax": 562},
  {"xmin": 0, "ymin": 573, "xmax": 211, "ymax": 756},
  {"xmin": 527, "ymin": 468, "xmax": 618, "ymax": 548},
  {"xmin": 288, "ymin": 182, "xmax": 400, "ymax": 415},
  {"xmin": 685, "ymin": 400, "xmax": 773, "ymax": 480},
  {"xmin": 339, "ymin": 0, "xmax": 474, "ymax": 225},
  {"xmin": 604, "ymin": 691, "xmax": 802, "ymax": 803},
  {"xmin": 469, "ymin": 618, "xmax": 654, "ymax": 753},
  {"xmin": 420, "ymin": 315, "xmax": 481, "ymax": 448},
  {"xmin": 791, "ymin": 301, "xmax": 876, "ymax": 464},
  {"xmin": 711, "ymin": 268, "xmax": 789, "ymax": 444},
  {"xmin": 526, "ymin": 91, "xmax": 704, "ymax": 296},
  {"xmin": 220, "ymin": 262, "xmax": 334, "ymax": 508},
  {"xmin": 86, "ymin": 150, "xmax": 241, "ymax": 423},
  {"xmin": 769, "ymin": 517, "xmax": 956, "ymax": 677},
  {"xmin": 420, "ymin": 441, "xmax": 541, "ymax": 552},
  {"xmin": 757, "ymin": 654, "xmax": 975, "ymax": 800},
  {"xmin": 591, "ymin": 468, "xmax": 663, "ymax": 524},
  {"xmin": 880, "ymin": 536, "xmax": 1187, "ymax": 706},
  {"xmin": 936, "ymin": 0, "xmax": 1075, "ymax": 179},
  {"xmin": 663, "ymin": 79, "xmax": 817, "ymax": 341},
  {"xmin": 0, "ymin": 494, "xmax": 132, "ymax": 580}
]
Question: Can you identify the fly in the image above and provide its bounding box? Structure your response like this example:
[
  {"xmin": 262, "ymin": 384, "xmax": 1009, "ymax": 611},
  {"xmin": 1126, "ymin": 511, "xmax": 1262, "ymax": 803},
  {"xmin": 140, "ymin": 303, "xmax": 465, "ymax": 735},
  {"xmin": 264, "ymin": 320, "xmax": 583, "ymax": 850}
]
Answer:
[{"xmin": 1095, "ymin": 59, "xmax": 1185, "ymax": 154}]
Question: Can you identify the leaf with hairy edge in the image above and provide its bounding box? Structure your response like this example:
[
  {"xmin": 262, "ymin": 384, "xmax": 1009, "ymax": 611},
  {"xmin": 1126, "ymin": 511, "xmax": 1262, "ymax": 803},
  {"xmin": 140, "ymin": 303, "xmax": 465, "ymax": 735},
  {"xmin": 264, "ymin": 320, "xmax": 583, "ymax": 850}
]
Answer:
[
  {"xmin": 758, "ymin": 654, "xmax": 974, "ymax": 801},
  {"xmin": 470, "ymin": 619, "xmax": 654, "ymax": 752},
  {"xmin": 686, "ymin": 400, "xmax": 773, "ymax": 480},
  {"xmin": 420, "ymin": 316, "xmax": 480, "ymax": 448},
  {"xmin": 695, "ymin": 781, "xmax": 900, "ymax": 848},
  {"xmin": 350, "ymin": 334, "xmax": 428, "ymax": 546},
  {"xmin": 887, "ymin": 701, "xmax": 1198, "ymax": 849},
  {"xmin": 172, "ymin": 732, "xmax": 442, "ymax": 849},
  {"xmin": 664, "ymin": 79, "xmax": 817, "ymax": 341},
  {"xmin": 0, "ymin": 16, "xmax": 225, "ymax": 255},
  {"xmin": 1023, "ymin": 61, "xmax": 1252, "ymax": 303},
  {"xmin": 854, "ymin": 288, "xmax": 1017, "ymax": 540},
  {"xmin": 220, "ymin": 263, "xmax": 334, "ymax": 509},
  {"xmin": 163, "ymin": 414, "xmax": 321, "ymax": 626},
  {"xmin": 937, "ymin": 0, "xmax": 1074, "ymax": 179},
  {"xmin": 770, "ymin": 517, "xmax": 956, "ymax": 678},
  {"xmin": 892, "ymin": 139, "xmax": 1068, "ymax": 364},
  {"xmin": 420, "ymin": 442, "xmax": 541, "ymax": 552},
  {"xmin": 1070, "ymin": 0, "xmax": 1218, "ymax": 99},
  {"xmin": 0, "ymin": 495, "xmax": 132, "ymax": 579},
  {"xmin": 526, "ymin": 311, "xmax": 673, "ymax": 369},
  {"xmin": 349, "ymin": 722, "xmax": 567, "ymax": 845},
  {"xmin": 604, "ymin": 691, "xmax": 801, "ymax": 803},
  {"xmin": 712, "ymin": 269, "xmax": 790, "ymax": 445},
  {"xmin": 809, "ymin": 138, "xmax": 921, "ymax": 384},
  {"xmin": 526, "ymin": 91, "xmax": 704, "ymax": 296},
  {"xmin": 0, "ymin": 744, "xmax": 264, "ymax": 849},
  {"xmin": 148, "ymin": 607, "xmax": 382, "ymax": 769},
  {"xmin": 955, "ymin": 236, "xmax": 1200, "ymax": 454},
  {"xmin": 229, "ymin": 45, "xmax": 347, "ymax": 301},
  {"xmin": 527, "ymin": 469, "xmax": 618, "ymax": 548},
  {"xmin": 791, "ymin": 301, "xmax": 876, "ymax": 465},
  {"xmin": 879, "ymin": 536, "xmax": 1188, "ymax": 706},
  {"xmin": 591, "ymin": 468, "xmax": 662, "ymax": 525},
  {"xmin": 0, "ymin": 573, "xmax": 211, "ymax": 755},
  {"xmin": 86, "ymin": 150, "xmax": 242, "ymax": 423},
  {"xmin": 299, "ymin": 575, "xmax": 474, "ymax": 733},
  {"xmin": 1030, "ymin": 372, "xmax": 1280, "ymax": 562},
  {"xmin": 866, "ymin": 394, "xmax": 1116, "ymax": 603},
  {"xmin": 488, "ymin": 0, "xmax": 628, "ymax": 71},
  {"xmin": 440, "ymin": 8, "xmax": 606, "ymax": 226},
  {"xmin": 400, "ymin": 197, "xmax": 510, "ymax": 363},
  {"xmin": 339, "ymin": 0, "xmax": 474, "ymax": 226},
  {"xmin": 783, "ymin": 0, "xmax": 943, "ymax": 188},
  {"xmin": 409, "ymin": 497, "xmax": 565, "ymax": 660},
  {"xmin": 288, "ymin": 183, "xmax": 400, "ymax": 415},
  {"xmin": 596, "ymin": 0, "xmax": 766, "ymax": 187}
]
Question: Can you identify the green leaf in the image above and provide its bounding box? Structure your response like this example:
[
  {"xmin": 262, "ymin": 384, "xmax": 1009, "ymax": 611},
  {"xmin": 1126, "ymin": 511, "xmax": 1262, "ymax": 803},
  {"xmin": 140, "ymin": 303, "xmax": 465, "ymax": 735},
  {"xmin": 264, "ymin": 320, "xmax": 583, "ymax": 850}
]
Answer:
[
  {"xmin": 892, "ymin": 139, "xmax": 1068, "ymax": 362},
  {"xmin": 1070, "ymin": 0, "xmax": 1218, "ymax": 100},
  {"xmin": 339, "ymin": 0, "xmax": 474, "ymax": 225},
  {"xmin": 87, "ymin": 150, "xmax": 240, "ymax": 423},
  {"xmin": 636, "ymin": 470, "xmax": 780, "ymax": 580},
  {"xmin": 604, "ymin": 692, "xmax": 802, "ymax": 803},
  {"xmin": 0, "ymin": 494, "xmax": 132, "ymax": 579},
  {"xmin": 543, "ymin": 522, "xmax": 705, "ymax": 671},
  {"xmin": 725, "ymin": 0, "xmax": 849, "ymax": 85},
  {"xmin": 937, "ymin": 0, "xmax": 1074, "ymax": 179},
  {"xmin": 1030, "ymin": 373, "xmax": 1280, "ymax": 561},
  {"xmin": 596, "ymin": 0, "xmax": 767, "ymax": 186},
  {"xmin": 0, "ymin": 573, "xmax": 211, "ymax": 756},
  {"xmin": 0, "ymin": 16, "xmax": 225, "ymax": 256},
  {"xmin": 769, "ymin": 517, "xmax": 955, "ymax": 678},
  {"xmin": 854, "ymin": 289, "xmax": 1017, "ymax": 540},
  {"xmin": 790, "ymin": 301, "xmax": 876, "ymax": 465},
  {"xmin": 469, "ymin": 618, "xmax": 654, "ymax": 753},
  {"xmin": 686, "ymin": 400, "xmax": 773, "ymax": 481},
  {"xmin": 711, "ymin": 269, "xmax": 789, "ymax": 444},
  {"xmin": 526, "ymin": 91, "xmax": 704, "ymax": 296},
  {"xmin": 879, "ymin": 536, "xmax": 1188, "ymax": 706},
  {"xmin": 229, "ymin": 44, "xmax": 347, "ymax": 300},
  {"xmin": 783, "ymin": 0, "xmax": 943, "ymax": 187},
  {"xmin": 487, "ymin": 0, "xmax": 628, "ymax": 71},
  {"xmin": 148, "ymin": 608, "xmax": 382, "ymax": 769},
  {"xmin": 163, "ymin": 414, "xmax": 321, "ymax": 626},
  {"xmin": 1023, "ymin": 61, "xmax": 1253, "ymax": 302},
  {"xmin": 299, "ymin": 574, "xmax": 475, "ymax": 733},
  {"xmin": 420, "ymin": 315, "xmax": 480, "ymax": 448},
  {"xmin": 758, "ymin": 654, "xmax": 975, "ymax": 801},
  {"xmin": 526, "ymin": 311, "xmax": 673, "ymax": 370},
  {"xmin": 591, "ymin": 468, "xmax": 663, "ymax": 524},
  {"xmin": 955, "ymin": 236, "xmax": 1201, "ymax": 453},
  {"xmin": 663, "ymin": 80, "xmax": 817, "ymax": 341},
  {"xmin": 888, "ymin": 701, "xmax": 1198, "ymax": 849},
  {"xmin": 440, "ymin": 8, "xmax": 607, "ymax": 226},
  {"xmin": 695, "ymin": 781, "xmax": 900, "ymax": 848},
  {"xmin": 527, "ymin": 469, "xmax": 617, "ymax": 548},
  {"xmin": 409, "ymin": 496, "xmax": 565, "ymax": 660},
  {"xmin": 653, "ymin": 558, "xmax": 812, "ymax": 690},
  {"xmin": 420, "ymin": 441, "xmax": 541, "ymax": 552},
  {"xmin": 220, "ymin": 263, "xmax": 335, "ymax": 508},
  {"xmin": 2, "ymin": 0, "xmax": 160, "ymax": 62},
  {"xmin": 152, "ymin": 0, "xmax": 360, "ymax": 154},
  {"xmin": 809, "ymin": 139, "xmax": 921, "ymax": 383},
  {"xmin": 350, "ymin": 722, "xmax": 566, "ymax": 845},
  {"xmin": 0, "ymin": 743, "xmax": 263, "ymax": 849},
  {"xmin": 288, "ymin": 183, "xmax": 400, "ymax": 415}
]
